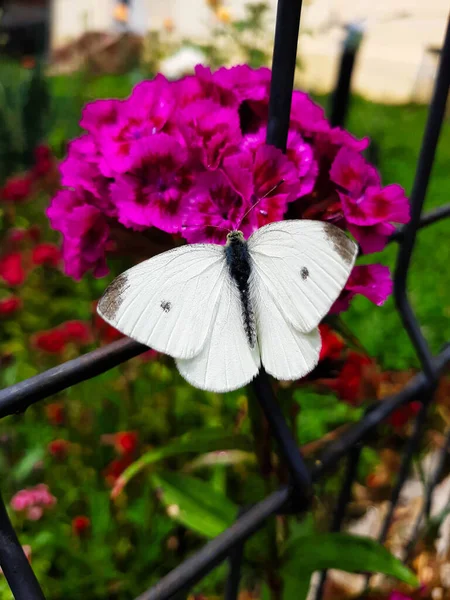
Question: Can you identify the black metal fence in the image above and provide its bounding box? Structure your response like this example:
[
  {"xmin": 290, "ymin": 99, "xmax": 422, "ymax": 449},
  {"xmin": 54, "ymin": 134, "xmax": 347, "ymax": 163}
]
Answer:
[{"xmin": 0, "ymin": 2, "xmax": 449, "ymax": 599}]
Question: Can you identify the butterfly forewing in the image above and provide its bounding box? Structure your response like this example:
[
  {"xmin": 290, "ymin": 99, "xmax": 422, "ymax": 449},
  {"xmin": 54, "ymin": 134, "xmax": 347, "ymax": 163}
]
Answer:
[
  {"xmin": 248, "ymin": 220, "xmax": 358, "ymax": 333},
  {"xmin": 97, "ymin": 244, "xmax": 227, "ymax": 359}
]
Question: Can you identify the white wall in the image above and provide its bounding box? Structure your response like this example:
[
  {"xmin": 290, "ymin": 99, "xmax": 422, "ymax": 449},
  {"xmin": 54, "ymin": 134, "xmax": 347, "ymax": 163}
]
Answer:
[
  {"xmin": 51, "ymin": 0, "xmax": 115, "ymax": 46},
  {"xmin": 50, "ymin": 0, "xmax": 448, "ymax": 103}
]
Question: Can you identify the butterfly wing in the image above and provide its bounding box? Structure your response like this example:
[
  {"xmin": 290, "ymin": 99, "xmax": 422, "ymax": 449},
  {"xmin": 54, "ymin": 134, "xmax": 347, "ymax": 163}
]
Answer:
[
  {"xmin": 97, "ymin": 244, "xmax": 228, "ymax": 359},
  {"xmin": 248, "ymin": 220, "xmax": 358, "ymax": 333},
  {"xmin": 251, "ymin": 272, "xmax": 321, "ymax": 380},
  {"xmin": 176, "ymin": 278, "xmax": 261, "ymax": 393}
]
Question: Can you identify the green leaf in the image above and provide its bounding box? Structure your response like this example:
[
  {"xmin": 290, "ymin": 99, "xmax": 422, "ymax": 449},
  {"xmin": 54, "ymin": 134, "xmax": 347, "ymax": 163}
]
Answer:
[
  {"xmin": 283, "ymin": 533, "xmax": 418, "ymax": 598},
  {"xmin": 151, "ymin": 471, "xmax": 238, "ymax": 538},
  {"xmin": 116, "ymin": 429, "xmax": 252, "ymax": 493},
  {"xmin": 13, "ymin": 447, "xmax": 45, "ymax": 482}
]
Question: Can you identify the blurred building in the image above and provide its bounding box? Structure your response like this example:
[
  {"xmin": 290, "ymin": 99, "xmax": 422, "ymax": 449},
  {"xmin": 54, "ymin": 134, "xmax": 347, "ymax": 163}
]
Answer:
[{"xmin": 1, "ymin": 0, "xmax": 448, "ymax": 103}]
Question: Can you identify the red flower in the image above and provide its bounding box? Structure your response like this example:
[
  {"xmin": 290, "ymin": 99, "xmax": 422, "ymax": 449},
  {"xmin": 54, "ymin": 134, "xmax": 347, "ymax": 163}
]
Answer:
[
  {"xmin": 32, "ymin": 243, "xmax": 61, "ymax": 267},
  {"xmin": 1, "ymin": 174, "xmax": 32, "ymax": 202},
  {"xmin": 48, "ymin": 439, "xmax": 70, "ymax": 459},
  {"xmin": 0, "ymin": 253, "xmax": 25, "ymax": 286},
  {"xmin": 61, "ymin": 320, "xmax": 92, "ymax": 344},
  {"xmin": 104, "ymin": 456, "xmax": 133, "ymax": 486},
  {"xmin": 329, "ymin": 351, "xmax": 373, "ymax": 404},
  {"xmin": 114, "ymin": 432, "xmax": 138, "ymax": 455},
  {"xmin": 45, "ymin": 402, "xmax": 65, "ymax": 425},
  {"xmin": 0, "ymin": 296, "xmax": 22, "ymax": 317},
  {"xmin": 34, "ymin": 329, "xmax": 67, "ymax": 353},
  {"xmin": 33, "ymin": 145, "xmax": 53, "ymax": 179},
  {"xmin": 72, "ymin": 515, "xmax": 90, "ymax": 537},
  {"xmin": 389, "ymin": 401, "xmax": 421, "ymax": 429},
  {"xmin": 319, "ymin": 324, "xmax": 345, "ymax": 361}
]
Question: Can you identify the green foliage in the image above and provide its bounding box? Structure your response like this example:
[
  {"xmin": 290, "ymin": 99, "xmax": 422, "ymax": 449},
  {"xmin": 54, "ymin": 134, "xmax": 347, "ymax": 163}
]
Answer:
[
  {"xmin": 0, "ymin": 60, "xmax": 50, "ymax": 182},
  {"xmin": 282, "ymin": 532, "xmax": 418, "ymax": 599}
]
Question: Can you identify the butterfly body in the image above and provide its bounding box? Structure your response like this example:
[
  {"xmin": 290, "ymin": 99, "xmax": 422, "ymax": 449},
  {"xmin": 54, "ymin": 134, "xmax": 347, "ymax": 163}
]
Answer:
[
  {"xmin": 224, "ymin": 231, "xmax": 256, "ymax": 349},
  {"xmin": 98, "ymin": 220, "xmax": 358, "ymax": 392}
]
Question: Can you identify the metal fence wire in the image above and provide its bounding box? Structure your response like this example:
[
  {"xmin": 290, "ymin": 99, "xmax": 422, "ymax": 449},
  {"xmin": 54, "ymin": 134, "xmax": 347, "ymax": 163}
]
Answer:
[{"xmin": 0, "ymin": 2, "xmax": 449, "ymax": 599}]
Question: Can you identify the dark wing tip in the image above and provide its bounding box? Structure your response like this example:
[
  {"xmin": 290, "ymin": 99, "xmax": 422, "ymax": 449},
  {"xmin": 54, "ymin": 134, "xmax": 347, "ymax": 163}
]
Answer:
[
  {"xmin": 97, "ymin": 272, "xmax": 129, "ymax": 321},
  {"xmin": 323, "ymin": 222, "xmax": 357, "ymax": 265}
]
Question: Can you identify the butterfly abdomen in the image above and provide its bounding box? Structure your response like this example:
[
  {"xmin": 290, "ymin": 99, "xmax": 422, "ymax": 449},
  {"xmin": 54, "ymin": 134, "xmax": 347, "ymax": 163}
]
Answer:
[{"xmin": 225, "ymin": 231, "xmax": 256, "ymax": 348}]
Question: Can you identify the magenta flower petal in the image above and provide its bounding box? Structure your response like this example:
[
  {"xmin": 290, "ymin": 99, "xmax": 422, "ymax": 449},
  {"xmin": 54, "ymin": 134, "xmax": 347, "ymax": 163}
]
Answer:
[
  {"xmin": 332, "ymin": 264, "xmax": 392, "ymax": 312},
  {"xmin": 80, "ymin": 99, "xmax": 122, "ymax": 136},
  {"xmin": 287, "ymin": 131, "xmax": 318, "ymax": 197},
  {"xmin": 183, "ymin": 170, "xmax": 251, "ymax": 243},
  {"xmin": 111, "ymin": 134, "xmax": 192, "ymax": 233},
  {"xmin": 180, "ymin": 99, "xmax": 242, "ymax": 169},
  {"xmin": 47, "ymin": 190, "xmax": 110, "ymax": 280},
  {"xmin": 348, "ymin": 221, "xmax": 396, "ymax": 254},
  {"xmin": 331, "ymin": 147, "xmax": 380, "ymax": 197}
]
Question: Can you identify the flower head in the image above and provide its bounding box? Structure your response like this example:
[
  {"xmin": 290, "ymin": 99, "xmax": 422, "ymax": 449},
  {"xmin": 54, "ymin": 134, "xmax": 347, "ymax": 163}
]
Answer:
[
  {"xmin": 0, "ymin": 253, "xmax": 25, "ymax": 286},
  {"xmin": 1, "ymin": 174, "xmax": 33, "ymax": 202},
  {"xmin": 10, "ymin": 484, "xmax": 56, "ymax": 520},
  {"xmin": 48, "ymin": 65, "xmax": 408, "ymax": 313},
  {"xmin": 61, "ymin": 320, "xmax": 92, "ymax": 345},
  {"xmin": 319, "ymin": 324, "xmax": 345, "ymax": 361},
  {"xmin": 114, "ymin": 431, "xmax": 138, "ymax": 455},
  {"xmin": 32, "ymin": 243, "xmax": 61, "ymax": 267},
  {"xmin": 48, "ymin": 439, "xmax": 70, "ymax": 459},
  {"xmin": 34, "ymin": 329, "xmax": 67, "ymax": 354},
  {"xmin": 72, "ymin": 515, "xmax": 90, "ymax": 537},
  {"xmin": 45, "ymin": 402, "xmax": 65, "ymax": 426},
  {"xmin": 0, "ymin": 296, "xmax": 22, "ymax": 317}
]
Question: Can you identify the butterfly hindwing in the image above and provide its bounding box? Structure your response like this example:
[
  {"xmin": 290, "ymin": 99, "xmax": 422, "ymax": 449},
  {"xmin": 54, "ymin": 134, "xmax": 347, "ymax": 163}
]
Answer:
[
  {"xmin": 248, "ymin": 220, "xmax": 358, "ymax": 333},
  {"xmin": 97, "ymin": 244, "xmax": 227, "ymax": 359},
  {"xmin": 251, "ymin": 271, "xmax": 321, "ymax": 380},
  {"xmin": 176, "ymin": 277, "xmax": 261, "ymax": 393}
]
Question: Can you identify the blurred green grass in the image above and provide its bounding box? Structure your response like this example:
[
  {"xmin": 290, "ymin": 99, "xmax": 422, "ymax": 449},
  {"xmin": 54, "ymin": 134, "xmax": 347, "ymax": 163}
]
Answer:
[{"xmin": 340, "ymin": 97, "xmax": 450, "ymax": 371}]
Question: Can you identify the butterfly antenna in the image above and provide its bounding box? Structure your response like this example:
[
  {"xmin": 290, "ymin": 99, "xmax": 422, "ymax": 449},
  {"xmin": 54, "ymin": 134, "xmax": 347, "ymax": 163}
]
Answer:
[
  {"xmin": 236, "ymin": 179, "xmax": 285, "ymax": 230},
  {"xmin": 181, "ymin": 223, "xmax": 231, "ymax": 236}
]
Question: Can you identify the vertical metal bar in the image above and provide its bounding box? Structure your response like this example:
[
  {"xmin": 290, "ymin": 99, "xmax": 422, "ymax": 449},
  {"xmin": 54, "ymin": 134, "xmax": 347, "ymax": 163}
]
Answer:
[
  {"xmin": 394, "ymin": 18, "xmax": 450, "ymax": 382},
  {"xmin": 0, "ymin": 492, "xmax": 46, "ymax": 599},
  {"xmin": 225, "ymin": 506, "xmax": 250, "ymax": 600},
  {"xmin": 266, "ymin": 0, "xmax": 304, "ymax": 151},
  {"xmin": 252, "ymin": 371, "xmax": 312, "ymax": 506},
  {"xmin": 378, "ymin": 399, "xmax": 429, "ymax": 545},
  {"xmin": 405, "ymin": 427, "xmax": 450, "ymax": 558},
  {"xmin": 329, "ymin": 23, "xmax": 364, "ymax": 127},
  {"xmin": 314, "ymin": 443, "xmax": 363, "ymax": 600},
  {"xmin": 253, "ymin": 0, "xmax": 312, "ymax": 508},
  {"xmin": 225, "ymin": 531, "xmax": 245, "ymax": 599}
]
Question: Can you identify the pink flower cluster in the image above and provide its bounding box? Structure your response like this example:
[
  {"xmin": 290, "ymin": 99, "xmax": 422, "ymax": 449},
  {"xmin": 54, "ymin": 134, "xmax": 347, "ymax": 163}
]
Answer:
[
  {"xmin": 48, "ymin": 65, "xmax": 410, "ymax": 309},
  {"xmin": 10, "ymin": 484, "xmax": 56, "ymax": 521}
]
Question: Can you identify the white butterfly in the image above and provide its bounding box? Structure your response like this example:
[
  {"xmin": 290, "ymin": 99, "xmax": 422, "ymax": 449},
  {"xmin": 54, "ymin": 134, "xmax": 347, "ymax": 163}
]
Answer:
[{"xmin": 97, "ymin": 220, "xmax": 357, "ymax": 393}]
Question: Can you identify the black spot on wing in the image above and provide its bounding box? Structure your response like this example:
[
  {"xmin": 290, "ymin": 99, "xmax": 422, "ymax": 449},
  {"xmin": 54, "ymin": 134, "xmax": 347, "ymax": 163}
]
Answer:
[
  {"xmin": 323, "ymin": 223, "xmax": 355, "ymax": 264},
  {"xmin": 301, "ymin": 267, "xmax": 309, "ymax": 280},
  {"xmin": 160, "ymin": 300, "xmax": 172, "ymax": 313},
  {"xmin": 98, "ymin": 273, "xmax": 129, "ymax": 320}
]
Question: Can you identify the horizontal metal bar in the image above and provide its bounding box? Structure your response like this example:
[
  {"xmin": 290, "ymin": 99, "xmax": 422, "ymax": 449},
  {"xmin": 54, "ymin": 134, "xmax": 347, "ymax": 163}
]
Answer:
[
  {"xmin": 0, "ymin": 338, "xmax": 146, "ymax": 418},
  {"xmin": 135, "ymin": 345, "xmax": 450, "ymax": 600},
  {"xmin": 390, "ymin": 204, "xmax": 450, "ymax": 243},
  {"xmin": 135, "ymin": 488, "xmax": 291, "ymax": 600}
]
